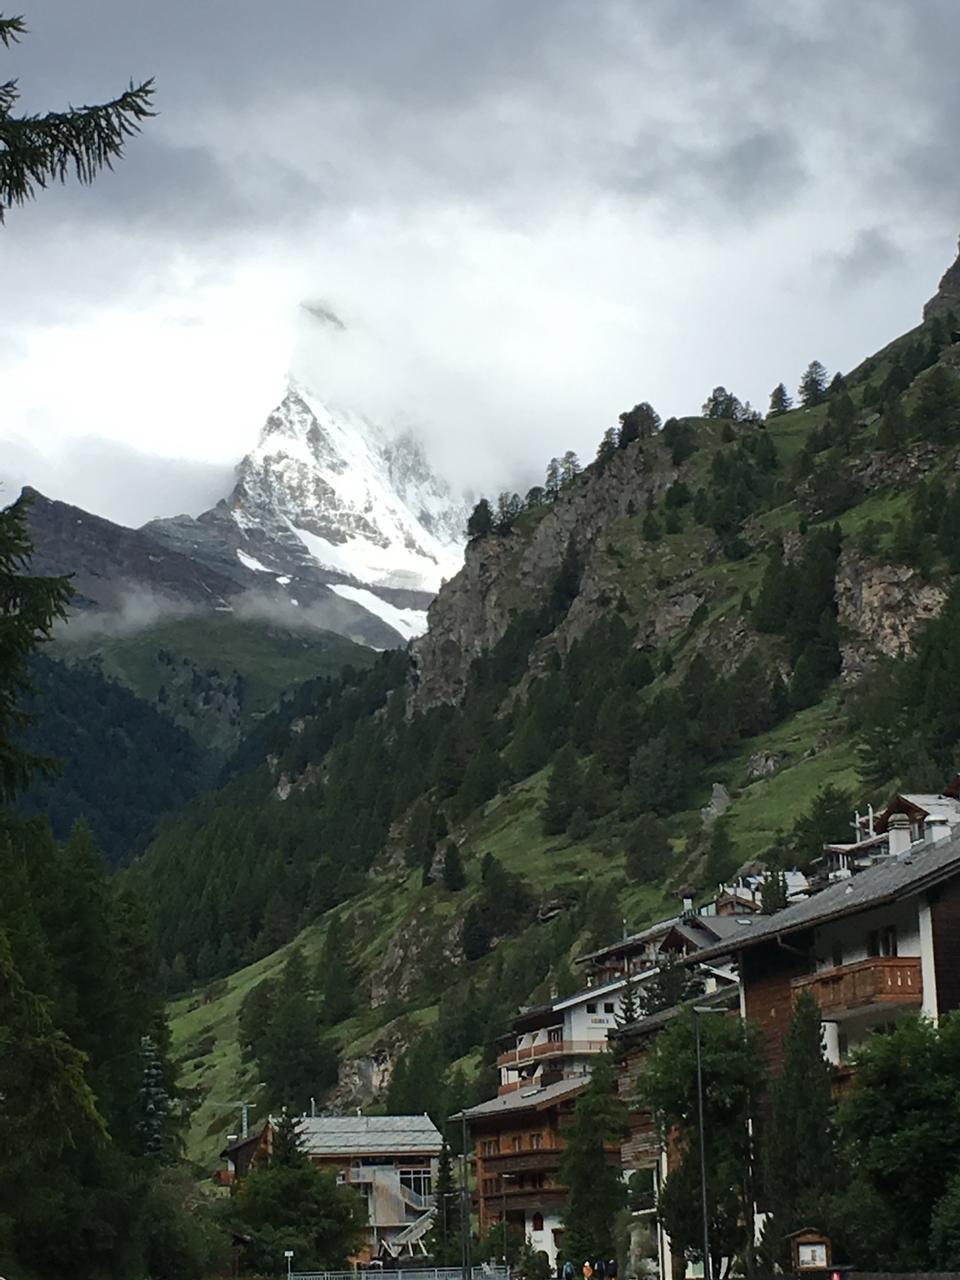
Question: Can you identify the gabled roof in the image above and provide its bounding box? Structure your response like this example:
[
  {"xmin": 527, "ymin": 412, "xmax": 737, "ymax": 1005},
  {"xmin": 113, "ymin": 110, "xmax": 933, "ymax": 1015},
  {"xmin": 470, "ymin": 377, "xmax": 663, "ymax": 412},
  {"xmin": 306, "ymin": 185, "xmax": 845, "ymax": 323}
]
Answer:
[
  {"xmin": 451, "ymin": 1076, "xmax": 587, "ymax": 1123},
  {"xmin": 875, "ymin": 793, "xmax": 960, "ymax": 833},
  {"xmin": 611, "ymin": 981, "xmax": 739, "ymax": 1047},
  {"xmin": 297, "ymin": 1114, "xmax": 441, "ymax": 1156},
  {"xmin": 690, "ymin": 834, "xmax": 960, "ymax": 965}
]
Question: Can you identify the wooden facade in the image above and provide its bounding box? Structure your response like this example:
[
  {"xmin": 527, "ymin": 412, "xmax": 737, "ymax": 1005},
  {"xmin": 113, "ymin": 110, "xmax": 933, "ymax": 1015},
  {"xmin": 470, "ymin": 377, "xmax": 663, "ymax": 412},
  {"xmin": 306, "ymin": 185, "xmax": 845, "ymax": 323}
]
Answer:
[
  {"xmin": 740, "ymin": 937, "xmax": 810, "ymax": 1072},
  {"xmin": 933, "ymin": 876, "xmax": 960, "ymax": 1014}
]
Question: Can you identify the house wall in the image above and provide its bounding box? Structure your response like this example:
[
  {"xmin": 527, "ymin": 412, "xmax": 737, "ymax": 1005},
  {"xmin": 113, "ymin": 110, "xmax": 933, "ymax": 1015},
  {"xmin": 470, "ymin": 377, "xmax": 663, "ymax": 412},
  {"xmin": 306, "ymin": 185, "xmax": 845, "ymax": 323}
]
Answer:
[
  {"xmin": 812, "ymin": 901, "xmax": 920, "ymax": 970},
  {"xmin": 741, "ymin": 936, "xmax": 812, "ymax": 1072},
  {"xmin": 566, "ymin": 995, "xmax": 620, "ymax": 1039}
]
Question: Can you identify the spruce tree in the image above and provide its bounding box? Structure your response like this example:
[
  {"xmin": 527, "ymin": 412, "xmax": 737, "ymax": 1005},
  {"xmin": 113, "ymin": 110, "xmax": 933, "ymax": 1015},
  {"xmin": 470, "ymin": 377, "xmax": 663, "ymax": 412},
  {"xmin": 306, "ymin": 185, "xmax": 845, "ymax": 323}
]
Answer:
[
  {"xmin": 541, "ymin": 744, "xmax": 582, "ymax": 835},
  {"xmin": 760, "ymin": 870, "xmax": 788, "ymax": 914},
  {"xmin": 442, "ymin": 842, "xmax": 467, "ymax": 891},
  {"xmin": 615, "ymin": 978, "xmax": 640, "ymax": 1028},
  {"xmin": 769, "ymin": 382, "xmax": 792, "ymax": 416},
  {"xmin": 764, "ymin": 994, "xmax": 837, "ymax": 1257},
  {"xmin": 558, "ymin": 1057, "xmax": 627, "ymax": 1261},
  {"xmin": 427, "ymin": 1141, "xmax": 461, "ymax": 1264},
  {"xmin": 0, "ymin": 494, "xmax": 73, "ymax": 802},
  {"xmin": 272, "ymin": 1109, "xmax": 308, "ymax": 1168},
  {"xmin": 799, "ymin": 360, "xmax": 829, "ymax": 407},
  {"xmin": 466, "ymin": 498, "xmax": 494, "ymax": 539},
  {"xmin": 0, "ymin": 16, "xmax": 153, "ymax": 221},
  {"xmin": 318, "ymin": 928, "xmax": 354, "ymax": 1026}
]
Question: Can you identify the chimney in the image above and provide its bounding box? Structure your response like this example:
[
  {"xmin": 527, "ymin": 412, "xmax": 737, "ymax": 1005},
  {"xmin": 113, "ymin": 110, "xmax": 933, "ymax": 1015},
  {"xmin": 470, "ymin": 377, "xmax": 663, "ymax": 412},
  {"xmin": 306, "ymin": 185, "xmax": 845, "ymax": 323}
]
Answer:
[
  {"xmin": 888, "ymin": 812, "xmax": 912, "ymax": 857},
  {"xmin": 927, "ymin": 815, "xmax": 951, "ymax": 844}
]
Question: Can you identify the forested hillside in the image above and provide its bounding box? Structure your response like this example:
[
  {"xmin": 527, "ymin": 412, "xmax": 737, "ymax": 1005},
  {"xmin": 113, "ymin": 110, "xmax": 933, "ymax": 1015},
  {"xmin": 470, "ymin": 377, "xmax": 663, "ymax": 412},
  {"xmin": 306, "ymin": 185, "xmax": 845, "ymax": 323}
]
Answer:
[
  {"xmin": 19, "ymin": 655, "xmax": 204, "ymax": 864},
  {"xmin": 52, "ymin": 613, "xmax": 374, "ymax": 754},
  {"xmin": 152, "ymin": 272, "xmax": 960, "ymax": 1164}
]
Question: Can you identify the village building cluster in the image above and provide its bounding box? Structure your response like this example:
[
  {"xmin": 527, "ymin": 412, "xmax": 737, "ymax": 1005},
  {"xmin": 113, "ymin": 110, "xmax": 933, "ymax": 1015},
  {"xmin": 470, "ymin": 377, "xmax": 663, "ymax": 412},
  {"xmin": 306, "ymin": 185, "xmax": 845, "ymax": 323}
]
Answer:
[{"xmin": 222, "ymin": 783, "xmax": 960, "ymax": 1274}]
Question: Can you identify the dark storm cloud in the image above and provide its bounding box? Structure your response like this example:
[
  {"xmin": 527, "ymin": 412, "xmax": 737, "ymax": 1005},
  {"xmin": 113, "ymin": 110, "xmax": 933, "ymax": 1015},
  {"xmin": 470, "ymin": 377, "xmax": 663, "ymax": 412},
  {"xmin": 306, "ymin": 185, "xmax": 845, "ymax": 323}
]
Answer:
[
  {"xmin": 613, "ymin": 127, "xmax": 805, "ymax": 223},
  {"xmin": 3, "ymin": 0, "xmax": 960, "ymax": 522},
  {"xmin": 822, "ymin": 228, "xmax": 906, "ymax": 291}
]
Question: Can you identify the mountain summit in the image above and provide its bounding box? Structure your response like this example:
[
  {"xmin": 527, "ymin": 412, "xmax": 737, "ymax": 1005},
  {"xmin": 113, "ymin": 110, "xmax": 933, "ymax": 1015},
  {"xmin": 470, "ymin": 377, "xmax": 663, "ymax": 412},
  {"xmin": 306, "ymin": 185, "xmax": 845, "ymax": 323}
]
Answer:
[
  {"xmin": 227, "ymin": 381, "xmax": 464, "ymax": 594},
  {"xmin": 144, "ymin": 381, "xmax": 468, "ymax": 642}
]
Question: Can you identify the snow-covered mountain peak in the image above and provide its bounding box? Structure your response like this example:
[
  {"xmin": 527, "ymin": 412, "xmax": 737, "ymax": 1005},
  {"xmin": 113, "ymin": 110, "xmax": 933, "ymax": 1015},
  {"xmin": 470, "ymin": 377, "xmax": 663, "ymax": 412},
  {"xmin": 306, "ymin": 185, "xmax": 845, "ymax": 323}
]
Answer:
[{"xmin": 229, "ymin": 381, "xmax": 466, "ymax": 595}]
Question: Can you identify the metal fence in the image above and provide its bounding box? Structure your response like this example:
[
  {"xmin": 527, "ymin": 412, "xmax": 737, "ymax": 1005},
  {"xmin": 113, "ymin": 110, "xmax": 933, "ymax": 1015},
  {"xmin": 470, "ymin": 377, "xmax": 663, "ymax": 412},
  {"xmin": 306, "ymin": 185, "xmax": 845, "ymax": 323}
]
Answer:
[{"xmin": 293, "ymin": 1268, "xmax": 510, "ymax": 1280}]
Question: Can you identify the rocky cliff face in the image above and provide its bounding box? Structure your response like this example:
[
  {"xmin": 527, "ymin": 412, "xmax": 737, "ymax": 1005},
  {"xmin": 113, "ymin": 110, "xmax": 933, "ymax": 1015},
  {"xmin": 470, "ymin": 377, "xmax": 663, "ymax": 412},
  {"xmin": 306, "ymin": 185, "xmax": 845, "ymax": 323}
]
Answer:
[
  {"xmin": 836, "ymin": 549, "xmax": 947, "ymax": 682},
  {"xmin": 409, "ymin": 436, "xmax": 677, "ymax": 710},
  {"xmin": 924, "ymin": 239, "xmax": 960, "ymax": 321}
]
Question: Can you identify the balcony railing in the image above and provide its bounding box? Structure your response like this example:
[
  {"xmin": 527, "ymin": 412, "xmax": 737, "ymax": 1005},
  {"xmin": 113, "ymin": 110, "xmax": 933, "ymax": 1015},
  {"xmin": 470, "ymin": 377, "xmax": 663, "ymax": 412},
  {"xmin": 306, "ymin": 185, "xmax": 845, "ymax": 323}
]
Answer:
[
  {"xmin": 496, "ymin": 1038, "xmax": 608, "ymax": 1068},
  {"xmin": 477, "ymin": 1150, "xmax": 562, "ymax": 1174},
  {"xmin": 791, "ymin": 955, "xmax": 922, "ymax": 1018}
]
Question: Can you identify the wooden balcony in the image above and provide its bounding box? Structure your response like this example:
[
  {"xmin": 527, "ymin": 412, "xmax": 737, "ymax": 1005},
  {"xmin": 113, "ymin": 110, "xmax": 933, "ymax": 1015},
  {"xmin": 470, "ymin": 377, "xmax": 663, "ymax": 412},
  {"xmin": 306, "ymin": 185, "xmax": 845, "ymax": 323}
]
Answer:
[
  {"xmin": 791, "ymin": 955, "xmax": 922, "ymax": 1019},
  {"xmin": 496, "ymin": 1039, "xmax": 607, "ymax": 1068},
  {"xmin": 479, "ymin": 1149, "xmax": 562, "ymax": 1175}
]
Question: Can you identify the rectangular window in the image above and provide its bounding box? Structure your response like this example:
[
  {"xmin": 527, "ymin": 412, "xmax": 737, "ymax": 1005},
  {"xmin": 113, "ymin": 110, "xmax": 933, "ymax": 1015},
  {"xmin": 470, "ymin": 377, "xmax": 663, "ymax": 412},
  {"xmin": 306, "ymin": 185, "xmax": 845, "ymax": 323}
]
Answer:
[
  {"xmin": 867, "ymin": 929, "xmax": 880, "ymax": 958},
  {"xmin": 512, "ymin": 1136, "xmax": 523, "ymax": 1152},
  {"xmin": 547, "ymin": 1027, "xmax": 563, "ymax": 1043},
  {"xmin": 603, "ymin": 1002, "xmax": 615, "ymax": 1013},
  {"xmin": 882, "ymin": 925, "xmax": 898, "ymax": 957},
  {"xmin": 831, "ymin": 939, "xmax": 843, "ymax": 968},
  {"xmin": 530, "ymin": 1133, "xmax": 543, "ymax": 1150},
  {"xmin": 586, "ymin": 1003, "xmax": 597, "ymax": 1013},
  {"xmin": 400, "ymin": 1169, "xmax": 432, "ymax": 1198}
]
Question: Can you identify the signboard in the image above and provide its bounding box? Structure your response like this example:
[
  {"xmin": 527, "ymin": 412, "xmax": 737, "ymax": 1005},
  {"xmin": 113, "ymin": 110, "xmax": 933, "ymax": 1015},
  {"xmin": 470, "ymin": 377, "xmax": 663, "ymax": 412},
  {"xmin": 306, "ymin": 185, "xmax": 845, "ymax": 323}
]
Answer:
[
  {"xmin": 790, "ymin": 1231, "xmax": 832, "ymax": 1273},
  {"xmin": 797, "ymin": 1244, "xmax": 828, "ymax": 1270}
]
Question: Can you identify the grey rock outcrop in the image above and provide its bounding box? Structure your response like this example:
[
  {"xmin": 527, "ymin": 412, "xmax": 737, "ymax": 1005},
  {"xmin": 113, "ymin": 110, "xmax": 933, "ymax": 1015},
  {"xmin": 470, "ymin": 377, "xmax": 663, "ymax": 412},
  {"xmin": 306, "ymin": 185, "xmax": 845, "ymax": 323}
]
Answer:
[
  {"xmin": 409, "ymin": 437, "xmax": 677, "ymax": 711},
  {"xmin": 923, "ymin": 238, "xmax": 960, "ymax": 321},
  {"xmin": 700, "ymin": 782, "xmax": 732, "ymax": 825},
  {"xmin": 836, "ymin": 549, "xmax": 947, "ymax": 682}
]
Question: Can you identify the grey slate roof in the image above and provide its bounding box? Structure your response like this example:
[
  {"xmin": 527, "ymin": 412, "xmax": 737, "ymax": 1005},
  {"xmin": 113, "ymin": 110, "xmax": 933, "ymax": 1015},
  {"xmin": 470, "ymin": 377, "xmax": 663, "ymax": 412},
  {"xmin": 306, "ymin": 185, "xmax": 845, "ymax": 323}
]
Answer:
[
  {"xmin": 691, "ymin": 834, "xmax": 960, "ymax": 965},
  {"xmin": 297, "ymin": 1114, "xmax": 441, "ymax": 1156},
  {"xmin": 451, "ymin": 1076, "xmax": 587, "ymax": 1122}
]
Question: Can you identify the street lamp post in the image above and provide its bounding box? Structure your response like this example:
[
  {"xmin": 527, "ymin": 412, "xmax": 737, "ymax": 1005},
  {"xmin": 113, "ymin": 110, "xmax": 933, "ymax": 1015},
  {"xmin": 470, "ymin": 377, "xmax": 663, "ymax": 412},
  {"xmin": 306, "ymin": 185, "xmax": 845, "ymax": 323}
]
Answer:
[
  {"xmin": 501, "ymin": 1172, "xmax": 517, "ymax": 1268},
  {"xmin": 694, "ymin": 1011, "xmax": 712, "ymax": 1280},
  {"xmin": 693, "ymin": 1006, "xmax": 726, "ymax": 1280},
  {"xmin": 284, "ymin": 1248, "xmax": 294, "ymax": 1280}
]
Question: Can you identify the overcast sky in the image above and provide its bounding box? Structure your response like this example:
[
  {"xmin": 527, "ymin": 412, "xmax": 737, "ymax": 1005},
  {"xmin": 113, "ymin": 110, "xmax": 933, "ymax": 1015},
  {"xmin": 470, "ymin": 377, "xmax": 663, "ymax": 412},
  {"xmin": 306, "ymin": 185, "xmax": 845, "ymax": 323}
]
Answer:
[{"xmin": 2, "ymin": 0, "xmax": 959, "ymax": 525}]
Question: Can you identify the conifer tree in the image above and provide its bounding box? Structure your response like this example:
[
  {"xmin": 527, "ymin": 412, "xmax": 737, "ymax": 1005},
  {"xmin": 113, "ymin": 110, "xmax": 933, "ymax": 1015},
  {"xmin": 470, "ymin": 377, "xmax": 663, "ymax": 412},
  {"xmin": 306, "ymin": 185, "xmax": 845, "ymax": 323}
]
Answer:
[
  {"xmin": 799, "ymin": 360, "xmax": 829, "ymax": 407},
  {"xmin": 0, "ymin": 16, "xmax": 153, "ymax": 221},
  {"xmin": 877, "ymin": 395, "xmax": 908, "ymax": 451},
  {"xmin": 541, "ymin": 745, "xmax": 582, "ymax": 834},
  {"xmin": 558, "ymin": 1056, "xmax": 627, "ymax": 1261},
  {"xmin": 466, "ymin": 498, "xmax": 494, "ymax": 539},
  {"xmin": 769, "ymin": 382, "xmax": 793, "ymax": 415},
  {"xmin": 596, "ymin": 426, "xmax": 620, "ymax": 468},
  {"xmin": 764, "ymin": 994, "xmax": 837, "ymax": 1257},
  {"xmin": 318, "ymin": 927, "xmax": 355, "ymax": 1026},
  {"xmin": 427, "ymin": 1141, "xmax": 462, "ymax": 1264},
  {"xmin": 442, "ymin": 842, "xmax": 467, "ymax": 891},
  {"xmin": 618, "ymin": 401, "xmax": 661, "ymax": 446},
  {"xmin": 0, "ymin": 494, "xmax": 72, "ymax": 802},
  {"xmin": 615, "ymin": 977, "xmax": 640, "ymax": 1029},
  {"xmin": 272, "ymin": 1109, "xmax": 308, "ymax": 1168}
]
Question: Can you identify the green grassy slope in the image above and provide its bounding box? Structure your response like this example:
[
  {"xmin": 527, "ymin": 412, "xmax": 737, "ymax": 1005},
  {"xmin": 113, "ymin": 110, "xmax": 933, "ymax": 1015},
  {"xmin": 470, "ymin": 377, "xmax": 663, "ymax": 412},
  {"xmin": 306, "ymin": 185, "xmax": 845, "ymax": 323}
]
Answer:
[{"xmin": 53, "ymin": 614, "xmax": 374, "ymax": 751}]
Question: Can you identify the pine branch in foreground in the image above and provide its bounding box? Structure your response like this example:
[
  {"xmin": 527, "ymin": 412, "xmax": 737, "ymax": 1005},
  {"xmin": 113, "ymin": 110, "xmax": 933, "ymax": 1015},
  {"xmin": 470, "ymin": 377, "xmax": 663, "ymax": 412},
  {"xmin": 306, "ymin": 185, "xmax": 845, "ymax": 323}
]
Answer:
[{"xmin": 0, "ymin": 13, "xmax": 154, "ymax": 220}]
